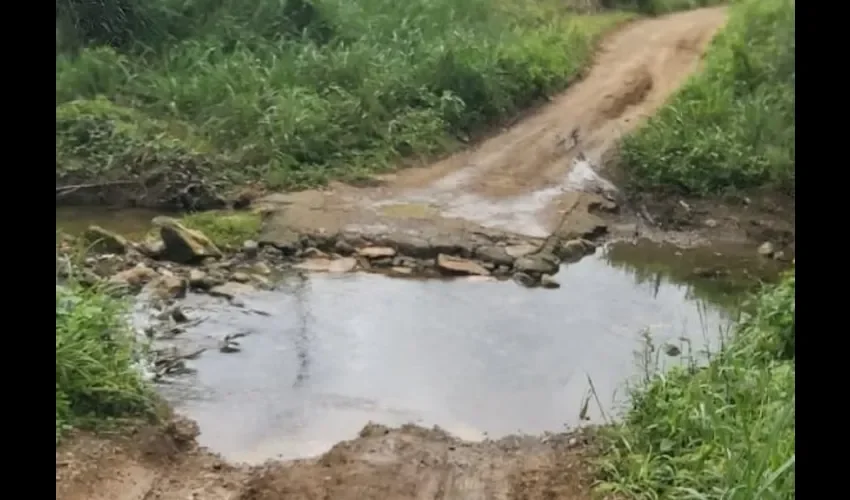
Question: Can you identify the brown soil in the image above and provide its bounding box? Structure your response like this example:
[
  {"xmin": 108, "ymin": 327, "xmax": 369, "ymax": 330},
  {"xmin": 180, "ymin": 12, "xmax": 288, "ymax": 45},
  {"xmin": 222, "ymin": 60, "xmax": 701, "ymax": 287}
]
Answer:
[{"xmin": 56, "ymin": 418, "xmax": 605, "ymax": 500}]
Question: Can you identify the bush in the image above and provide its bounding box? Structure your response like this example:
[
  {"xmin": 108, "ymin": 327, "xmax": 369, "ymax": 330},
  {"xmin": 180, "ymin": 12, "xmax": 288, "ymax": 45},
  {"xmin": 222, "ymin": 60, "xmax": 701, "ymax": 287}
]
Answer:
[
  {"xmin": 618, "ymin": 0, "xmax": 795, "ymax": 196},
  {"xmin": 55, "ymin": 95, "xmax": 238, "ymax": 208},
  {"xmin": 56, "ymin": 0, "xmax": 631, "ymax": 193},
  {"xmin": 596, "ymin": 269, "xmax": 795, "ymax": 499},
  {"xmin": 56, "ymin": 280, "xmax": 155, "ymax": 444}
]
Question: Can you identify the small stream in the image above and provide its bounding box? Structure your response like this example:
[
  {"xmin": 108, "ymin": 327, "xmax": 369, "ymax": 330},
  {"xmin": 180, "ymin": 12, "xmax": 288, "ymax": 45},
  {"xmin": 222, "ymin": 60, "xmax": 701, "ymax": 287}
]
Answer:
[{"xmin": 58, "ymin": 207, "xmax": 781, "ymax": 464}]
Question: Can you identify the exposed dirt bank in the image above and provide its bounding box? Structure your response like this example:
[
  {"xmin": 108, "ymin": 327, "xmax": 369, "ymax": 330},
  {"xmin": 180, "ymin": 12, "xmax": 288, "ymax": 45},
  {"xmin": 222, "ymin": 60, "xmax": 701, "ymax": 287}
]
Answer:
[{"xmin": 56, "ymin": 418, "xmax": 603, "ymax": 500}]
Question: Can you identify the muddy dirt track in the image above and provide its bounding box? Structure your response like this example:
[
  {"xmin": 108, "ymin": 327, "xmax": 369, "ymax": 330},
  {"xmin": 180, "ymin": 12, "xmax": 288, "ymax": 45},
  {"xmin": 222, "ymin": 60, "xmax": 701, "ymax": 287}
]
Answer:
[
  {"xmin": 57, "ymin": 8, "xmax": 731, "ymax": 500},
  {"xmin": 255, "ymin": 7, "xmax": 730, "ymax": 247}
]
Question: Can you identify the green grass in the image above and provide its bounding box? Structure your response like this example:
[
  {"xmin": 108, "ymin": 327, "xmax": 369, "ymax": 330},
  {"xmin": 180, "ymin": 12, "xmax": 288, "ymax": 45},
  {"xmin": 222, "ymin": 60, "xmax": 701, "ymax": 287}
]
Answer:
[
  {"xmin": 55, "ymin": 0, "xmax": 631, "ymax": 198},
  {"xmin": 180, "ymin": 211, "xmax": 263, "ymax": 248},
  {"xmin": 56, "ymin": 277, "xmax": 156, "ymax": 444},
  {"xmin": 618, "ymin": 0, "xmax": 795, "ymax": 196},
  {"xmin": 595, "ymin": 270, "xmax": 795, "ymax": 499}
]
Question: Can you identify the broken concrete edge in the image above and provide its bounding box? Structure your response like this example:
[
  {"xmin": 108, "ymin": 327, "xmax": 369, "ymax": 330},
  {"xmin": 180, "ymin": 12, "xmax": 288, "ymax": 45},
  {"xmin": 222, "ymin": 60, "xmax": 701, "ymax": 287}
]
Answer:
[
  {"xmin": 255, "ymin": 224, "xmax": 603, "ymax": 286},
  {"xmin": 57, "ymin": 218, "xmax": 606, "ymax": 302}
]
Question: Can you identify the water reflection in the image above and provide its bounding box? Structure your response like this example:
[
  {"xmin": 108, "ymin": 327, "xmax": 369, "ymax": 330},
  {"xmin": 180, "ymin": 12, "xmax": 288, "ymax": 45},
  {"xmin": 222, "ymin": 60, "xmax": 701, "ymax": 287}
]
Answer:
[{"xmin": 150, "ymin": 248, "xmax": 735, "ymax": 463}]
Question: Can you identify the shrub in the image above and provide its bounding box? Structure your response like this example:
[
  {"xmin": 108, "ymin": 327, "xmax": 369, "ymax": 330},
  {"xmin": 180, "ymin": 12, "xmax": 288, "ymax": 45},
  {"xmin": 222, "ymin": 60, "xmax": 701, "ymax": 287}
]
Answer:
[
  {"xmin": 618, "ymin": 0, "xmax": 795, "ymax": 196},
  {"xmin": 596, "ymin": 269, "xmax": 796, "ymax": 499},
  {"xmin": 56, "ymin": 280, "xmax": 155, "ymax": 443},
  {"xmin": 56, "ymin": 0, "xmax": 631, "ymax": 193}
]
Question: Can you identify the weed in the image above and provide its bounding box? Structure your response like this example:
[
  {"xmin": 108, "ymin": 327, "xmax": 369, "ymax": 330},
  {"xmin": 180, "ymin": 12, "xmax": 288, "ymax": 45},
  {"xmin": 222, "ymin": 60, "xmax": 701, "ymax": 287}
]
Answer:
[
  {"xmin": 56, "ymin": 272, "xmax": 156, "ymax": 444},
  {"xmin": 180, "ymin": 211, "xmax": 263, "ymax": 248},
  {"xmin": 56, "ymin": 0, "xmax": 631, "ymax": 202},
  {"xmin": 595, "ymin": 269, "xmax": 795, "ymax": 499},
  {"xmin": 619, "ymin": 0, "xmax": 795, "ymax": 196}
]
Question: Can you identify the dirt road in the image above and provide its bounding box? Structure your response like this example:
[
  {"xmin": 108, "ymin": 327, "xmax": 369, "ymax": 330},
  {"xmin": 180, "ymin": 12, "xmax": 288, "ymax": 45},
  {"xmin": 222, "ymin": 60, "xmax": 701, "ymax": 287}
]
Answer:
[
  {"xmin": 58, "ymin": 9, "xmax": 731, "ymax": 500},
  {"xmin": 256, "ymin": 7, "xmax": 729, "ymax": 246}
]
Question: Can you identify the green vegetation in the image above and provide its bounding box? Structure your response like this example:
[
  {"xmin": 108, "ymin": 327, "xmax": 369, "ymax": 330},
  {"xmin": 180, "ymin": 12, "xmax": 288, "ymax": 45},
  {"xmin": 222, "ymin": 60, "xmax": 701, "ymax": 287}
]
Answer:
[
  {"xmin": 56, "ymin": 0, "xmax": 630, "ymax": 199},
  {"xmin": 56, "ymin": 278, "xmax": 156, "ymax": 444},
  {"xmin": 181, "ymin": 211, "xmax": 263, "ymax": 248},
  {"xmin": 619, "ymin": 0, "xmax": 795, "ymax": 196},
  {"xmin": 606, "ymin": 0, "xmax": 723, "ymax": 15},
  {"xmin": 596, "ymin": 270, "xmax": 795, "ymax": 499}
]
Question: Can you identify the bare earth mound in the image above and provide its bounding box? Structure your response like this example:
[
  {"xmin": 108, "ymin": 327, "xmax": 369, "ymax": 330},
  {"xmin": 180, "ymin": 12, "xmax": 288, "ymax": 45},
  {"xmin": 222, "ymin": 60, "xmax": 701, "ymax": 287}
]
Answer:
[
  {"xmin": 56, "ymin": 419, "xmax": 600, "ymax": 500},
  {"xmin": 58, "ymin": 8, "xmax": 749, "ymax": 500}
]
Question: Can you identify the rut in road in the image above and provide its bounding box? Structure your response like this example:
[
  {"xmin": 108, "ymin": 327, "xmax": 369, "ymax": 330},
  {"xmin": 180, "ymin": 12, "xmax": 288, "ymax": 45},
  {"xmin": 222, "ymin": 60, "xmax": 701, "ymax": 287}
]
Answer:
[{"xmin": 56, "ymin": 8, "xmax": 729, "ymax": 500}]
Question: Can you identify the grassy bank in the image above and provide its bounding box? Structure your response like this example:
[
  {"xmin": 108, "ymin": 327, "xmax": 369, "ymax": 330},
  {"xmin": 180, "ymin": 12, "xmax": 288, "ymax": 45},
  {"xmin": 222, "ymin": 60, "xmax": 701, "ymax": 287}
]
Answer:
[
  {"xmin": 618, "ymin": 0, "xmax": 795, "ymax": 196},
  {"xmin": 56, "ymin": 0, "xmax": 630, "ymax": 206},
  {"xmin": 56, "ymin": 277, "xmax": 156, "ymax": 444},
  {"xmin": 596, "ymin": 269, "xmax": 795, "ymax": 499}
]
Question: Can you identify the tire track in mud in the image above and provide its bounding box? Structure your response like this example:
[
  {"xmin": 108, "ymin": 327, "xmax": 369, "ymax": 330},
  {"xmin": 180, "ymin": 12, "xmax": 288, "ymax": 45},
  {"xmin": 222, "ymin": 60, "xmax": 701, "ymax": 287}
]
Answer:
[{"xmin": 57, "ymin": 8, "xmax": 728, "ymax": 500}]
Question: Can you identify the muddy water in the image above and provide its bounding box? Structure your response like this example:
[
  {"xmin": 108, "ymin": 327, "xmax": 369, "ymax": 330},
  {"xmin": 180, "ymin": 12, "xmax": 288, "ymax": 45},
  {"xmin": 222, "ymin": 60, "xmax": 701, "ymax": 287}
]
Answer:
[
  {"xmin": 56, "ymin": 206, "xmax": 174, "ymax": 239},
  {"xmin": 143, "ymin": 246, "xmax": 734, "ymax": 465}
]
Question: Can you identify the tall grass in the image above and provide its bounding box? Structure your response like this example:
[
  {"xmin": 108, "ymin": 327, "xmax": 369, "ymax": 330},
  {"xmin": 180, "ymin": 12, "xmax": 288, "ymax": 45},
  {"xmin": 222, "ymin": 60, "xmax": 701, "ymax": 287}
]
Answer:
[
  {"xmin": 596, "ymin": 270, "xmax": 795, "ymax": 499},
  {"xmin": 56, "ymin": 276, "xmax": 155, "ymax": 444},
  {"xmin": 618, "ymin": 0, "xmax": 795, "ymax": 196},
  {"xmin": 56, "ymin": 0, "xmax": 630, "ymax": 193}
]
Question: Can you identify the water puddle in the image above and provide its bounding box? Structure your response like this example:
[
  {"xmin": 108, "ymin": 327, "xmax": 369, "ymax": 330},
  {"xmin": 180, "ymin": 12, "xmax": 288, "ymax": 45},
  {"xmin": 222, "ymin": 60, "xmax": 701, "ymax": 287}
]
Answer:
[
  {"xmin": 56, "ymin": 206, "xmax": 173, "ymax": 239},
  {"xmin": 145, "ymin": 245, "xmax": 737, "ymax": 464}
]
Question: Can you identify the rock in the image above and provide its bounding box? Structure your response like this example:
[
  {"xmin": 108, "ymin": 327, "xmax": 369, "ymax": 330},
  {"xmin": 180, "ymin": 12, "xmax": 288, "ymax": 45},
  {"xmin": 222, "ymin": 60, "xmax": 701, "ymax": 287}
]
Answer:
[
  {"xmin": 328, "ymin": 257, "xmax": 358, "ymax": 273},
  {"xmin": 475, "ymin": 246, "xmax": 515, "ymax": 266},
  {"xmin": 209, "ymin": 281, "xmax": 254, "ymax": 300},
  {"xmin": 188, "ymin": 269, "xmax": 221, "ymax": 290},
  {"xmin": 293, "ymin": 257, "xmax": 357, "ymax": 273},
  {"xmin": 83, "ymin": 225, "xmax": 129, "ymax": 254},
  {"xmin": 109, "ymin": 263, "xmax": 159, "ymax": 288},
  {"xmin": 230, "ymin": 272, "xmax": 252, "ymax": 283},
  {"xmin": 390, "ymin": 235, "xmax": 434, "ymax": 258},
  {"xmin": 495, "ymin": 265, "xmax": 512, "ymax": 276},
  {"xmin": 514, "ymin": 254, "xmax": 559, "ymax": 275},
  {"xmin": 357, "ymin": 246, "xmax": 397, "ymax": 258},
  {"xmin": 505, "ymin": 243, "xmax": 539, "ymax": 258},
  {"xmin": 430, "ymin": 235, "xmax": 473, "ymax": 258},
  {"xmin": 258, "ymin": 226, "xmax": 301, "ymax": 254},
  {"xmin": 242, "ymin": 240, "xmax": 259, "ymax": 257},
  {"xmin": 512, "ymin": 272, "xmax": 537, "ymax": 287},
  {"xmin": 389, "ymin": 266, "xmax": 414, "ymax": 276},
  {"xmin": 704, "ymin": 219, "xmax": 719, "ymax": 228},
  {"xmin": 333, "ymin": 238, "xmax": 355, "ymax": 255},
  {"xmin": 146, "ymin": 274, "xmax": 188, "ymax": 300},
  {"xmin": 301, "ymin": 247, "xmax": 329, "ymax": 259},
  {"xmin": 294, "ymin": 258, "xmax": 334, "ymax": 272},
  {"xmin": 757, "ymin": 241, "xmax": 775, "ymax": 257},
  {"xmin": 540, "ymin": 275, "xmax": 561, "ymax": 289},
  {"xmin": 392, "ymin": 256, "xmax": 418, "ymax": 268},
  {"xmin": 152, "ymin": 216, "xmax": 222, "ymax": 264},
  {"xmin": 185, "ymin": 269, "xmax": 207, "ymax": 284},
  {"xmin": 157, "ymin": 306, "xmax": 189, "ymax": 323},
  {"xmin": 371, "ymin": 257, "xmax": 394, "ymax": 267},
  {"xmin": 663, "ymin": 344, "xmax": 681, "ymax": 357},
  {"xmin": 251, "ymin": 261, "xmax": 272, "ymax": 275},
  {"xmin": 560, "ymin": 239, "xmax": 595, "ymax": 263},
  {"xmin": 251, "ymin": 274, "xmax": 272, "ymax": 288},
  {"xmin": 436, "ymin": 254, "xmax": 490, "ymax": 276}
]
